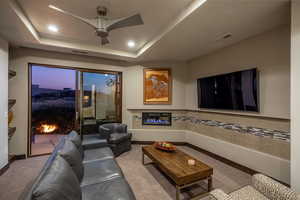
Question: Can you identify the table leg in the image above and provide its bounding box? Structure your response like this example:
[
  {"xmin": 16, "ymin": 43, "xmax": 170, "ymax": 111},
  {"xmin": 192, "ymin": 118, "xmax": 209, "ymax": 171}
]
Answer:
[
  {"xmin": 208, "ymin": 176, "xmax": 212, "ymax": 192},
  {"xmin": 142, "ymin": 152, "xmax": 144, "ymax": 165},
  {"xmin": 176, "ymin": 185, "xmax": 181, "ymax": 200}
]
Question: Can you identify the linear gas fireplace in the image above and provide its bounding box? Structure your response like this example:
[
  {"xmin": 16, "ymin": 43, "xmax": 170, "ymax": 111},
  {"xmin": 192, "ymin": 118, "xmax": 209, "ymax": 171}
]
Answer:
[{"xmin": 142, "ymin": 112, "xmax": 172, "ymax": 126}]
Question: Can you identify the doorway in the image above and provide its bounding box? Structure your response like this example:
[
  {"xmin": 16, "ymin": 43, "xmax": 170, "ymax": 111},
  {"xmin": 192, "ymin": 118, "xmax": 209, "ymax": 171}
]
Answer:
[{"xmin": 28, "ymin": 64, "xmax": 122, "ymax": 156}]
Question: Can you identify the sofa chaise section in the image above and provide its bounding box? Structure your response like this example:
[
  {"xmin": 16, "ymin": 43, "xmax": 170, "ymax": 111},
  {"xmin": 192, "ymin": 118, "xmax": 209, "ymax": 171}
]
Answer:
[{"xmin": 19, "ymin": 131, "xmax": 136, "ymax": 200}]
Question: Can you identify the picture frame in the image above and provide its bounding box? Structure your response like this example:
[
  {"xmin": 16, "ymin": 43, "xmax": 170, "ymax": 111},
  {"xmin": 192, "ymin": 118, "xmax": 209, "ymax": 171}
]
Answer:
[{"xmin": 143, "ymin": 68, "xmax": 172, "ymax": 105}]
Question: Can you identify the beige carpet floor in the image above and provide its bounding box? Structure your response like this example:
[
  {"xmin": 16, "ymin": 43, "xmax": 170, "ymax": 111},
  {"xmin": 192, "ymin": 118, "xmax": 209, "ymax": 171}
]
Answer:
[{"xmin": 0, "ymin": 145, "xmax": 251, "ymax": 200}]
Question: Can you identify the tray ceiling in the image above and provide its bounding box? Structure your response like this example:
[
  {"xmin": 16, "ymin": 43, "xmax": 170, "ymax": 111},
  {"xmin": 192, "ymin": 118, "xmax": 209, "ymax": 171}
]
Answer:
[
  {"xmin": 0, "ymin": 0, "xmax": 290, "ymax": 62},
  {"xmin": 18, "ymin": 0, "xmax": 194, "ymax": 53}
]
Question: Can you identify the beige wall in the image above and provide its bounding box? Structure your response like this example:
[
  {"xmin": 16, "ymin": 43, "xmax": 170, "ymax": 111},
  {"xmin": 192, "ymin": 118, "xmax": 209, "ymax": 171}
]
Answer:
[
  {"xmin": 9, "ymin": 48, "xmax": 126, "ymax": 155},
  {"xmin": 8, "ymin": 48, "xmax": 188, "ymax": 155},
  {"xmin": 0, "ymin": 37, "xmax": 8, "ymax": 168},
  {"xmin": 127, "ymin": 26, "xmax": 291, "ymax": 184},
  {"xmin": 186, "ymin": 25, "xmax": 290, "ymax": 119},
  {"xmin": 291, "ymin": 0, "xmax": 300, "ymax": 193},
  {"xmin": 123, "ymin": 62, "xmax": 188, "ymax": 127}
]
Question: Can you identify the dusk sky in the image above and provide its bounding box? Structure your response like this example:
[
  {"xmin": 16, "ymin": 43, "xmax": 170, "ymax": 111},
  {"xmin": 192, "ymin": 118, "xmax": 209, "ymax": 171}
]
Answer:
[
  {"xmin": 32, "ymin": 65, "xmax": 116, "ymax": 93},
  {"xmin": 32, "ymin": 65, "xmax": 76, "ymax": 90}
]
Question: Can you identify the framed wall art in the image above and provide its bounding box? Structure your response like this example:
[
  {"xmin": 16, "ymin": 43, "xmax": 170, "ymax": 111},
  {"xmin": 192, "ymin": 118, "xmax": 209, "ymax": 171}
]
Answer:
[{"xmin": 143, "ymin": 68, "xmax": 172, "ymax": 104}]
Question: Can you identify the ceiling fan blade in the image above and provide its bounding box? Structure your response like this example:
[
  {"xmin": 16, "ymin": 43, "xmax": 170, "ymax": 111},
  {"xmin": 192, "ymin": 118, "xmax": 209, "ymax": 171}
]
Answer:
[
  {"xmin": 106, "ymin": 14, "xmax": 144, "ymax": 32},
  {"xmin": 101, "ymin": 37, "xmax": 110, "ymax": 45},
  {"xmin": 49, "ymin": 5, "xmax": 97, "ymax": 28}
]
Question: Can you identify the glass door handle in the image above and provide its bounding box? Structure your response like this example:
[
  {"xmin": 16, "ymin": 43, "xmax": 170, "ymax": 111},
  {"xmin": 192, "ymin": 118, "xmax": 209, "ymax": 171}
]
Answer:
[{"xmin": 76, "ymin": 112, "xmax": 79, "ymax": 120}]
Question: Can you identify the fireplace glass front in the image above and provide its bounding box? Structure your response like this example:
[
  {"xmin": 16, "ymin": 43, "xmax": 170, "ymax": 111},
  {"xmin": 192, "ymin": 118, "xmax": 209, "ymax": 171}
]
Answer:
[{"xmin": 142, "ymin": 112, "xmax": 172, "ymax": 126}]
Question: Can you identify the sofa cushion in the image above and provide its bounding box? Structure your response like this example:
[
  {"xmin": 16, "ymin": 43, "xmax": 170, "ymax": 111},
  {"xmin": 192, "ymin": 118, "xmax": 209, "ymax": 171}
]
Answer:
[
  {"xmin": 32, "ymin": 155, "xmax": 82, "ymax": 200},
  {"xmin": 81, "ymin": 177, "xmax": 136, "ymax": 200},
  {"xmin": 83, "ymin": 147, "xmax": 114, "ymax": 163},
  {"xmin": 82, "ymin": 134, "xmax": 108, "ymax": 150},
  {"xmin": 252, "ymin": 174, "xmax": 298, "ymax": 200},
  {"xmin": 81, "ymin": 159, "xmax": 123, "ymax": 186},
  {"xmin": 59, "ymin": 140, "xmax": 84, "ymax": 182},
  {"xmin": 109, "ymin": 133, "xmax": 132, "ymax": 144},
  {"xmin": 230, "ymin": 185, "xmax": 269, "ymax": 200},
  {"xmin": 67, "ymin": 131, "xmax": 84, "ymax": 157},
  {"xmin": 210, "ymin": 189, "xmax": 233, "ymax": 200}
]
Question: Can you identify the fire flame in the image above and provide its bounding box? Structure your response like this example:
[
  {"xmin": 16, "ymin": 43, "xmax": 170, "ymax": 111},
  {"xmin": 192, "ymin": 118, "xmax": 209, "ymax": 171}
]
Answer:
[{"xmin": 40, "ymin": 124, "xmax": 57, "ymax": 133}]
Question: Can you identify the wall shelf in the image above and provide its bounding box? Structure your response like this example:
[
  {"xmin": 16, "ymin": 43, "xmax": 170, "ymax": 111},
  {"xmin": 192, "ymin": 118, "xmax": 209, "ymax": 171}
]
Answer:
[{"xmin": 8, "ymin": 69, "xmax": 17, "ymax": 143}]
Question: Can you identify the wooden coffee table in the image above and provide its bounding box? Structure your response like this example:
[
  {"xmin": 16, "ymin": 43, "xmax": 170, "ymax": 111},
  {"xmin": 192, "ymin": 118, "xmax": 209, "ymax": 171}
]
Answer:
[{"xmin": 142, "ymin": 145, "xmax": 213, "ymax": 200}]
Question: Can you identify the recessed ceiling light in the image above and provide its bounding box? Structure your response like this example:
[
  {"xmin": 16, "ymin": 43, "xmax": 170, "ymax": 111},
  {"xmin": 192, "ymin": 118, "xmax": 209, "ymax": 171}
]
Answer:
[
  {"xmin": 48, "ymin": 24, "xmax": 59, "ymax": 32},
  {"xmin": 127, "ymin": 40, "xmax": 135, "ymax": 48}
]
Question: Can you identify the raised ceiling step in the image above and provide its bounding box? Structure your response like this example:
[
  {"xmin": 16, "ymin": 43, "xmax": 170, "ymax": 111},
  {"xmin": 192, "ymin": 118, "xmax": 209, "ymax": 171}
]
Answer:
[
  {"xmin": 8, "ymin": 99, "xmax": 16, "ymax": 110},
  {"xmin": 8, "ymin": 127, "xmax": 16, "ymax": 140},
  {"xmin": 9, "ymin": 70, "xmax": 16, "ymax": 80}
]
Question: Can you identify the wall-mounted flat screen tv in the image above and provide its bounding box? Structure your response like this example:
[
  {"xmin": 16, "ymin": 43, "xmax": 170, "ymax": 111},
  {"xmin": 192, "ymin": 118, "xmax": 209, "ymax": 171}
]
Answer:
[{"xmin": 197, "ymin": 68, "xmax": 258, "ymax": 112}]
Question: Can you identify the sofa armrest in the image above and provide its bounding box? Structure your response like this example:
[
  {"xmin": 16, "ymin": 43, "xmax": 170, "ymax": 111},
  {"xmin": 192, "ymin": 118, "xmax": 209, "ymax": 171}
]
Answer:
[
  {"xmin": 99, "ymin": 126, "xmax": 111, "ymax": 140},
  {"xmin": 252, "ymin": 174, "xmax": 298, "ymax": 200},
  {"xmin": 210, "ymin": 189, "xmax": 232, "ymax": 200}
]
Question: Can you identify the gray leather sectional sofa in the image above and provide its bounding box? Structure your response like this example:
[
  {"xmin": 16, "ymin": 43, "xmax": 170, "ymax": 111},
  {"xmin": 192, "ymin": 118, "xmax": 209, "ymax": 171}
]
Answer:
[{"xmin": 19, "ymin": 131, "xmax": 136, "ymax": 200}]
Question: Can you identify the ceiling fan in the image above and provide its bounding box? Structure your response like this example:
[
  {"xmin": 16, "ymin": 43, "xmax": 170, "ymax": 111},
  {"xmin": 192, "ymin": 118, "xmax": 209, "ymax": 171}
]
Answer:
[{"xmin": 49, "ymin": 5, "xmax": 144, "ymax": 45}]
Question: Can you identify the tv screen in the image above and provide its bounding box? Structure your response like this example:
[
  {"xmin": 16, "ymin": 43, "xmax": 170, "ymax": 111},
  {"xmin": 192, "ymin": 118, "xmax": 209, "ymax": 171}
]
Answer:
[{"xmin": 197, "ymin": 68, "xmax": 258, "ymax": 112}]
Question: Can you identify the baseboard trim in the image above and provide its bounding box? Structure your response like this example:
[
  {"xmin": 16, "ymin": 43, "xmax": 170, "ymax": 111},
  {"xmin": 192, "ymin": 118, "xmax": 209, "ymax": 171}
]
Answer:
[
  {"xmin": 186, "ymin": 143, "xmax": 257, "ymax": 175},
  {"xmin": 9, "ymin": 154, "xmax": 26, "ymax": 164},
  {"xmin": 0, "ymin": 163, "xmax": 9, "ymax": 176},
  {"xmin": 132, "ymin": 141, "xmax": 187, "ymax": 146}
]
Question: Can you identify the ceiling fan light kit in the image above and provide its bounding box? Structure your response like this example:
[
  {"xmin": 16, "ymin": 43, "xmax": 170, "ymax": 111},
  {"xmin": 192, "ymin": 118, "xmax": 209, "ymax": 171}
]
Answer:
[{"xmin": 49, "ymin": 5, "xmax": 144, "ymax": 45}]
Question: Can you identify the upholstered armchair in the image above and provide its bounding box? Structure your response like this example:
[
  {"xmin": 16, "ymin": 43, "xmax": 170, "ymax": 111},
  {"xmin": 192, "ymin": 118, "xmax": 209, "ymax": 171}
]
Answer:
[
  {"xmin": 210, "ymin": 174, "xmax": 299, "ymax": 200},
  {"xmin": 99, "ymin": 123, "xmax": 132, "ymax": 157}
]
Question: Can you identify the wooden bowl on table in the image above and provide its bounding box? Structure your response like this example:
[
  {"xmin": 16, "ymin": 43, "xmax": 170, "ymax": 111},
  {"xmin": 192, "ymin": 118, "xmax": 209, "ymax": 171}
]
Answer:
[{"xmin": 154, "ymin": 141, "xmax": 176, "ymax": 152}]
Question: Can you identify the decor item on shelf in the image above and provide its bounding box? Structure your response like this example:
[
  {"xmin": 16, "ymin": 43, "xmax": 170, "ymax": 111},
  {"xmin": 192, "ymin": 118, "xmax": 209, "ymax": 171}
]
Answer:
[
  {"xmin": 8, "ymin": 127, "xmax": 16, "ymax": 140},
  {"xmin": 154, "ymin": 141, "xmax": 176, "ymax": 152},
  {"xmin": 144, "ymin": 68, "xmax": 172, "ymax": 105},
  {"xmin": 9, "ymin": 69, "xmax": 16, "ymax": 80},
  {"xmin": 8, "ymin": 111, "xmax": 13, "ymax": 125},
  {"xmin": 8, "ymin": 99, "xmax": 16, "ymax": 110}
]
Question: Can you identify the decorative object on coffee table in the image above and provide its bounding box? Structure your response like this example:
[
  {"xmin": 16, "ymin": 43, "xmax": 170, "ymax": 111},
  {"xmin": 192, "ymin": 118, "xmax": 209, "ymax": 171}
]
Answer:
[
  {"xmin": 142, "ymin": 145, "xmax": 213, "ymax": 200},
  {"xmin": 143, "ymin": 68, "xmax": 172, "ymax": 104},
  {"xmin": 154, "ymin": 141, "xmax": 176, "ymax": 152}
]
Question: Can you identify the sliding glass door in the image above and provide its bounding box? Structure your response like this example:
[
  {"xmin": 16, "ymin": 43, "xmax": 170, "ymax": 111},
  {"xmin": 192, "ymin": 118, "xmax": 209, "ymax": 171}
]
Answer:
[
  {"xmin": 29, "ymin": 64, "xmax": 122, "ymax": 156},
  {"xmin": 80, "ymin": 71, "xmax": 122, "ymax": 135}
]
